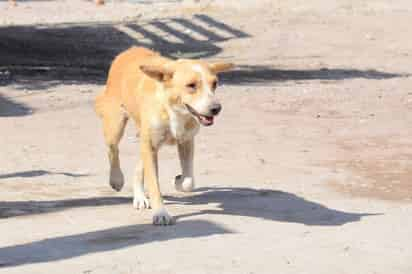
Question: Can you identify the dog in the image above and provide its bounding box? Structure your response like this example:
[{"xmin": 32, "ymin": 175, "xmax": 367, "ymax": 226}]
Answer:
[{"xmin": 95, "ymin": 47, "xmax": 233, "ymax": 225}]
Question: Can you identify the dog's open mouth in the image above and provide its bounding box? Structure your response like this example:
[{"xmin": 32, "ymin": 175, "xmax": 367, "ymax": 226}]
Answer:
[{"xmin": 185, "ymin": 104, "xmax": 214, "ymax": 126}]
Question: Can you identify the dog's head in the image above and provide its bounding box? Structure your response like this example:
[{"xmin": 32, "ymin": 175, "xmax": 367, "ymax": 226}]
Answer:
[{"xmin": 140, "ymin": 60, "xmax": 233, "ymax": 126}]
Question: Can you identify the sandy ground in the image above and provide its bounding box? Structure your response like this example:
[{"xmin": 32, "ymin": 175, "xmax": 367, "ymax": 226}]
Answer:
[{"xmin": 1, "ymin": 0, "xmax": 412, "ymax": 273}]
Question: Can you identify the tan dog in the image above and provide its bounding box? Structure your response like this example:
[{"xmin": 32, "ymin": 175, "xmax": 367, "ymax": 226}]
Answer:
[{"xmin": 95, "ymin": 47, "xmax": 233, "ymax": 225}]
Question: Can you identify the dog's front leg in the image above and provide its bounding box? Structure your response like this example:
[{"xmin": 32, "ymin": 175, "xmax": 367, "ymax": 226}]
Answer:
[
  {"xmin": 174, "ymin": 138, "xmax": 195, "ymax": 192},
  {"xmin": 132, "ymin": 160, "xmax": 150, "ymax": 210},
  {"xmin": 141, "ymin": 138, "xmax": 174, "ymax": 225}
]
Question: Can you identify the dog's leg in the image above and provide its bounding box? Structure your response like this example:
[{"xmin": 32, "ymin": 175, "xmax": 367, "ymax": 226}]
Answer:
[
  {"xmin": 133, "ymin": 160, "xmax": 150, "ymax": 210},
  {"xmin": 102, "ymin": 107, "xmax": 128, "ymax": 192},
  {"xmin": 141, "ymin": 138, "xmax": 174, "ymax": 225},
  {"xmin": 174, "ymin": 138, "xmax": 195, "ymax": 192}
]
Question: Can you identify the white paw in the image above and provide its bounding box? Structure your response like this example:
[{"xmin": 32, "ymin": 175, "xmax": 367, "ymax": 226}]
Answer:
[
  {"xmin": 109, "ymin": 167, "xmax": 124, "ymax": 192},
  {"xmin": 174, "ymin": 175, "xmax": 195, "ymax": 192},
  {"xmin": 133, "ymin": 195, "xmax": 150, "ymax": 210},
  {"xmin": 152, "ymin": 208, "xmax": 175, "ymax": 225}
]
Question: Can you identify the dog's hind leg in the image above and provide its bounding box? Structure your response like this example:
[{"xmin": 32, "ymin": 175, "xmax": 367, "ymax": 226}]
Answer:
[
  {"xmin": 174, "ymin": 138, "xmax": 195, "ymax": 192},
  {"xmin": 99, "ymin": 100, "xmax": 129, "ymax": 191}
]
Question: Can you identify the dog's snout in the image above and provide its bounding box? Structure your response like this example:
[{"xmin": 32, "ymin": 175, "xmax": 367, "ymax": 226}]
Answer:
[{"xmin": 210, "ymin": 103, "xmax": 222, "ymax": 116}]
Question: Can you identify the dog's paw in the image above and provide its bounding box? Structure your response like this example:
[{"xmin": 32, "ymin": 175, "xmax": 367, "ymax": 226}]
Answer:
[
  {"xmin": 133, "ymin": 195, "xmax": 150, "ymax": 210},
  {"xmin": 152, "ymin": 208, "xmax": 175, "ymax": 226},
  {"xmin": 109, "ymin": 167, "xmax": 124, "ymax": 192},
  {"xmin": 174, "ymin": 175, "xmax": 195, "ymax": 192}
]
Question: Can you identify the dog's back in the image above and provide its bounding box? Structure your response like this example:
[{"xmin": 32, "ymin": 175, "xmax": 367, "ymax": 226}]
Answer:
[{"xmin": 95, "ymin": 47, "xmax": 164, "ymax": 118}]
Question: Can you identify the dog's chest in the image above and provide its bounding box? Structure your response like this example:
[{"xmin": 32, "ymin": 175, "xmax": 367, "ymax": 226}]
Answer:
[
  {"xmin": 151, "ymin": 113, "xmax": 199, "ymax": 147},
  {"xmin": 169, "ymin": 113, "xmax": 199, "ymax": 142}
]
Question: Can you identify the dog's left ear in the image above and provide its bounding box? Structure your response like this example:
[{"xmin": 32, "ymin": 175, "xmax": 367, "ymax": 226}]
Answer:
[
  {"xmin": 209, "ymin": 62, "xmax": 235, "ymax": 74},
  {"xmin": 140, "ymin": 65, "xmax": 174, "ymax": 81}
]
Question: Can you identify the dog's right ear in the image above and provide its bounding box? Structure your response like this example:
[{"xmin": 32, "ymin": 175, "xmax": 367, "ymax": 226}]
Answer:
[
  {"xmin": 209, "ymin": 62, "xmax": 235, "ymax": 74},
  {"xmin": 140, "ymin": 65, "xmax": 174, "ymax": 81}
]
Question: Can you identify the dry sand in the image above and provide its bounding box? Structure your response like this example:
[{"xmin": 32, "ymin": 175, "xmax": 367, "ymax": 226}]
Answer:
[{"xmin": 1, "ymin": 1, "xmax": 412, "ymax": 273}]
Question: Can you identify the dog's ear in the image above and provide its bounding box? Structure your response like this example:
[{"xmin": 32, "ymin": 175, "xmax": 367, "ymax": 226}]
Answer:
[
  {"xmin": 209, "ymin": 62, "xmax": 235, "ymax": 74},
  {"xmin": 140, "ymin": 65, "xmax": 174, "ymax": 81}
]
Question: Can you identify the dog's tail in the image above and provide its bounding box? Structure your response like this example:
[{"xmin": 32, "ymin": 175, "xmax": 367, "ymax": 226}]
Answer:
[
  {"xmin": 95, "ymin": 87, "xmax": 124, "ymax": 120},
  {"xmin": 94, "ymin": 86, "xmax": 107, "ymax": 118}
]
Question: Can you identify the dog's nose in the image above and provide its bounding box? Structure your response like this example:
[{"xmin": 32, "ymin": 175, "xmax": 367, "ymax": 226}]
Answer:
[{"xmin": 210, "ymin": 103, "xmax": 222, "ymax": 116}]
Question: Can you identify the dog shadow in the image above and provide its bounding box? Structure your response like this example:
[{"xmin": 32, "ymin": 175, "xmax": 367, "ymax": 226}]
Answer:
[
  {"xmin": 0, "ymin": 186, "xmax": 379, "ymax": 224},
  {"xmin": 0, "ymin": 186, "xmax": 380, "ymax": 267},
  {"xmin": 166, "ymin": 187, "xmax": 380, "ymax": 226}
]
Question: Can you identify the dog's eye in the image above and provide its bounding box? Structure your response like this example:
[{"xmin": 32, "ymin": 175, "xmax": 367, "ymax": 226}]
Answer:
[
  {"xmin": 187, "ymin": 83, "xmax": 197, "ymax": 90},
  {"xmin": 211, "ymin": 80, "xmax": 217, "ymax": 90}
]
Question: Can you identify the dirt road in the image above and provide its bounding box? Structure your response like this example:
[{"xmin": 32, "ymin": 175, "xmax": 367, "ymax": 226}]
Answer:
[{"xmin": 1, "ymin": 1, "xmax": 412, "ymax": 273}]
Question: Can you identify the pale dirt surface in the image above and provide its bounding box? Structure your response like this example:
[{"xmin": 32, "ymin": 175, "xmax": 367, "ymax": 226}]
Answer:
[{"xmin": 1, "ymin": 1, "xmax": 412, "ymax": 273}]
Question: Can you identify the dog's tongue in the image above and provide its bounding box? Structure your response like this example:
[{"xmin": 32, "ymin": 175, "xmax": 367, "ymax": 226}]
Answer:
[{"xmin": 199, "ymin": 115, "xmax": 214, "ymax": 126}]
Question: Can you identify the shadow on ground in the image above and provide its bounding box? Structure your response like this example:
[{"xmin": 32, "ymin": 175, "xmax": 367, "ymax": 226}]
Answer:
[
  {"xmin": 1, "ymin": 186, "xmax": 378, "ymax": 225},
  {"xmin": 0, "ymin": 93, "xmax": 32, "ymax": 116},
  {"xmin": 0, "ymin": 196, "xmax": 130, "ymax": 218},
  {"xmin": 0, "ymin": 187, "xmax": 379, "ymax": 267},
  {"xmin": 168, "ymin": 187, "xmax": 379, "ymax": 226},
  {"xmin": 1, "ymin": 14, "xmax": 405, "ymax": 91},
  {"xmin": 221, "ymin": 65, "xmax": 409, "ymax": 86},
  {"xmin": 0, "ymin": 169, "xmax": 89, "ymax": 179},
  {"xmin": 0, "ymin": 219, "xmax": 232, "ymax": 268},
  {"xmin": 0, "ymin": 14, "xmax": 249, "ymax": 90},
  {"xmin": 1, "ymin": 13, "xmax": 408, "ymax": 117}
]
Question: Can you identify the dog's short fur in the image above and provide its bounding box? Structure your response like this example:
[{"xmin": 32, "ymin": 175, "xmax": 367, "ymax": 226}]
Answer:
[{"xmin": 95, "ymin": 47, "xmax": 233, "ymax": 225}]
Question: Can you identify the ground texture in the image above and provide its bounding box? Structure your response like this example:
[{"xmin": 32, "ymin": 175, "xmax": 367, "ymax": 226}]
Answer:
[{"xmin": 1, "ymin": 1, "xmax": 412, "ymax": 273}]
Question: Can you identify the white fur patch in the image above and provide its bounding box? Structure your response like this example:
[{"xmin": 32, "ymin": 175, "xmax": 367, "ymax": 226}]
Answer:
[
  {"xmin": 167, "ymin": 110, "xmax": 199, "ymax": 142},
  {"xmin": 133, "ymin": 191, "xmax": 150, "ymax": 210},
  {"xmin": 192, "ymin": 64, "xmax": 212, "ymax": 95},
  {"xmin": 191, "ymin": 64, "xmax": 215, "ymax": 115},
  {"xmin": 174, "ymin": 175, "xmax": 195, "ymax": 192}
]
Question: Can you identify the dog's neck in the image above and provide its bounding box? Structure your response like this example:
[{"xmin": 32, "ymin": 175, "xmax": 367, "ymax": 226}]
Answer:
[
  {"xmin": 166, "ymin": 106, "xmax": 199, "ymax": 143},
  {"xmin": 156, "ymin": 84, "xmax": 200, "ymax": 143}
]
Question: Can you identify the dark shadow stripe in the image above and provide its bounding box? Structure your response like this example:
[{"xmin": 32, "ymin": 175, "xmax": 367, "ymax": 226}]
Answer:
[
  {"xmin": 150, "ymin": 21, "xmax": 199, "ymax": 43},
  {"xmin": 171, "ymin": 18, "xmax": 226, "ymax": 41},
  {"xmin": 194, "ymin": 14, "xmax": 250, "ymax": 38}
]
